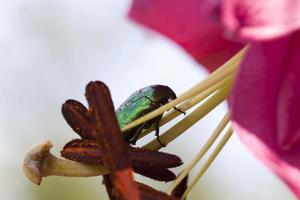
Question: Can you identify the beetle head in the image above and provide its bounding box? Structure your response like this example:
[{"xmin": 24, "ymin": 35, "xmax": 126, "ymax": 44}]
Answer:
[{"xmin": 153, "ymin": 85, "xmax": 177, "ymax": 106}]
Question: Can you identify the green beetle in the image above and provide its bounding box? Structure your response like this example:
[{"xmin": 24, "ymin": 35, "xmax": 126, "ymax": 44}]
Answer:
[{"xmin": 116, "ymin": 85, "xmax": 183, "ymax": 146}]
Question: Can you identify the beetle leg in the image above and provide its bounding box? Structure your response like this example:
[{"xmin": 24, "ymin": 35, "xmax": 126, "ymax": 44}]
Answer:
[
  {"xmin": 129, "ymin": 124, "xmax": 146, "ymax": 145},
  {"xmin": 174, "ymin": 107, "xmax": 186, "ymax": 115},
  {"xmin": 155, "ymin": 121, "xmax": 166, "ymax": 147}
]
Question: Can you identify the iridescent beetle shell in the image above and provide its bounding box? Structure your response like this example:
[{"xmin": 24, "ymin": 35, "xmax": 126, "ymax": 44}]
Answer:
[{"xmin": 116, "ymin": 85, "xmax": 177, "ymax": 145}]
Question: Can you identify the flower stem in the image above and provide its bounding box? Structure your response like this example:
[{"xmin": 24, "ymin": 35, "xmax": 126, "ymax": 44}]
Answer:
[
  {"xmin": 121, "ymin": 47, "xmax": 248, "ymax": 132},
  {"xmin": 23, "ymin": 140, "xmax": 108, "ymax": 185},
  {"xmin": 42, "ymin": 154, "xmax": 107, "ymax": 177},
  {"xmin": 143, "ymin": 83, "xmax": 232, "ymax": 151},
  {"xmin": 182, "ymin": 127, "xmax": 233, "ymax": 198},
  {"xmin": 167, "ymin": 112, "xmax": 230, "ymax": 193}
]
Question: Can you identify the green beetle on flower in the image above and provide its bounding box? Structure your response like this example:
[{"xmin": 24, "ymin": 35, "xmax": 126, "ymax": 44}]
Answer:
[{"xmin": 116, "ymin": 85, "xmax": 184, "ymax": 146}]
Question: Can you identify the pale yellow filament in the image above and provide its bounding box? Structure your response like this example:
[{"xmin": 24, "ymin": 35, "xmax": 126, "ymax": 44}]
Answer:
[
  {"xmin": 168, "ymin": 112, "xmax": 231, "ymax": 193},
  {"xmin": 182, "ymin": 127, "xmax": 233, "ymax": 198}
]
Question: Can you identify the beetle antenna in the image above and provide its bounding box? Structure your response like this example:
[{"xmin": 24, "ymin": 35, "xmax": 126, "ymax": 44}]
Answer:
[{"xmin": 174, "ymin": 107, "xmax": 186, "ymax": 115}]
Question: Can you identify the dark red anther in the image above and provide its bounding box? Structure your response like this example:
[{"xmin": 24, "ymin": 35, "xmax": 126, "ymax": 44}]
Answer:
[
  {"xmin": 171, "ymin": 174, "xmax": 188, "ymax": 199},
  {"xmin": 61, "ymin": 139, "xmax": 182, "ymax": 182},
  {"xmin": 112, "ymin": 182, "xmax": 180, "ymax": 200},
  {"xmin": 62, "ymin": 100, "xmax": 95, "ymax": 140},
  {"xmin": 85, "ymin": 81, "xmax": 140, "ymax": 200}
]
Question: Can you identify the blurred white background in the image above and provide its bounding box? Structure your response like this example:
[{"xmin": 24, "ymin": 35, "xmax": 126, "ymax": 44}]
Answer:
[{"xmin": 0, "ymin": 0, "xmax": 296, "ymax": 199}]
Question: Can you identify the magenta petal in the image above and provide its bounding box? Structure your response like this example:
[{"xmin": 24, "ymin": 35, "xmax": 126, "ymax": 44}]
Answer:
[
  {"xmin": 222, "ymin": 0, "xmax": 300, "ymax": 41},
  {"xmin": 231, "ymin": 31, "xmax": 300, "ymax": 198},
  {"xmin": 129, "ymin": 0, "xmax": 244, "ymax": 72}
]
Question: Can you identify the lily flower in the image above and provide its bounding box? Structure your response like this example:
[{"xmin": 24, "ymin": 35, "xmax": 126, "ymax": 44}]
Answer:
[{"xmin": 129, "ymin": 0, "xmax": 300, "ymax": 198}]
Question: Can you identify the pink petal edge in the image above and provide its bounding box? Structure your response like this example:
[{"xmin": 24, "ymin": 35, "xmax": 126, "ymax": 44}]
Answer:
[
  {"xmin": 231, "ymin": 32, "xmax": 300, "ymax": 198},
  {"xmin": 128, "ymin": 0, "xmax": 244, "ymax": 72},
  {"xmin": 233, "ymin": 123, "xmax": 300, "ymax": 198},
  {"xmin": 222, "ymin": 0, "xmax": 300, "ymax": 41}
]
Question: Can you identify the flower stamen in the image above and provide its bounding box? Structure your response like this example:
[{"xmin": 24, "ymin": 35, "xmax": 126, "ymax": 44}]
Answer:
[
  {"xmin": 182, "ymin": 127, "xmax": 233, "ymax": 198},
  {"xmin": 168, "ymin": 112, "xmax": 231, "ymax": 193}
]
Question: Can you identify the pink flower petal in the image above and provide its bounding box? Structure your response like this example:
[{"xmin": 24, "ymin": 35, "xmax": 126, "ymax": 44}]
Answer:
[
  {"xmin": 129, "ymin": 0, "xmax": 244, "ymax": 72},
  {"xmin": 231, "ymin": 31, "xmax": 300, "ymax": 198},
  {"xmin": 222, "ymin": 0, "xmax": 300, "ymax": 41}
]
